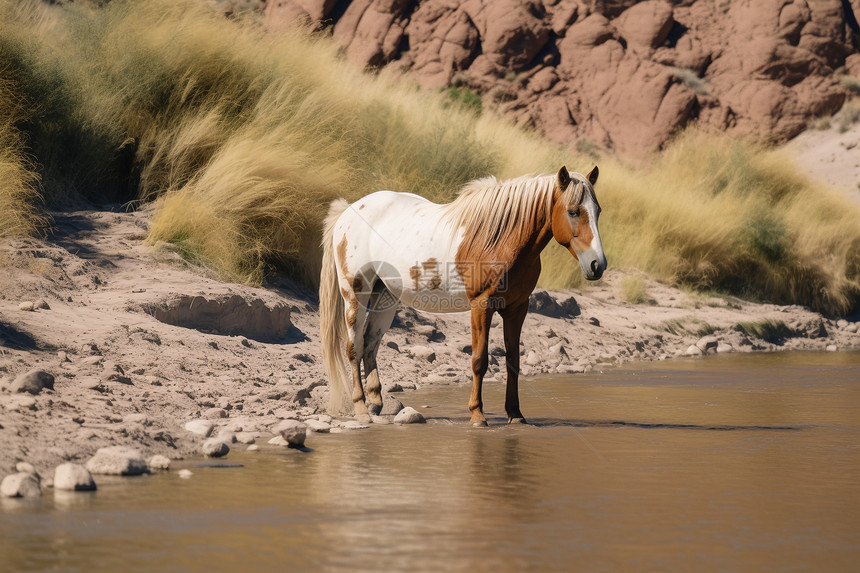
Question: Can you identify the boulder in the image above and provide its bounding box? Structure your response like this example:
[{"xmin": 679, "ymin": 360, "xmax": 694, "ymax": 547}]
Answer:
[
  {"xmin": 684, "ymin": 345, "xmax": 704, "ymax": 356},
  {"xmin": 53, "ymin": 463, "xmax": 97, "ymax": 491},
  {"xmin": 695, "ymin": 335, "xmax": 719, "ymax": 354},
  {"xmin": 203, "ymin": 408, "xmax": 227, "ymax": 420},
  {"xmin": 11, "ymin": 370, "xmax": 54, "ymax": 395},
  {"xmin": 201, "ymin": 439, "xmax": 230, "ymax": 458},
  {"xmin": 184, "ymin": 419, "xmax": 215, "ymax": 437},
  {"xmin": 85, "ymin": 446, "xmax": 149, "ymax": 476},
  {"xmin": 381, "ymin": 394, "xmax": 404, "ymax": 416},
  {"xmin": 393, "ymin": 406, "xmax": 426, "ymax": 424},
  {"xmin": 262, "ymin": 0, "xmax": 858, "ymax": 157},
  {"xmin": 304, "ymin": 419, "xmax": 331, "ymax": 433},
  {"xmin": 407, "ymin": 345, "xmax": 436, "ymax": 362},
  {"xmin": 148, "ymin": 455, "xmax": 171, "ymax": 470},
  {"xmin": 272, "ymin": 419, "xmax": 307, "ymax": 447},
  {"xmin": 1, "ymin": 472, "xmax": 42, "ymax": 498},
  {"xmin": 615, "ymin": 1, "xmax": 674, "ymax": 53}
]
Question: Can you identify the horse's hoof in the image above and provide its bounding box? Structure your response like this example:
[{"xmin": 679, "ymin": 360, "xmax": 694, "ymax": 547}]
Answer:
[
  {"xmin": 507, "ymin": 417, "xmax": 527, "ymax": 425},
  {"xmin": 471, "ymin": 420, "xmax": 489, "ymax": 428},
  {"xmin": 367, "ymin": 403, "xmax": 381, "ymax": 416}
]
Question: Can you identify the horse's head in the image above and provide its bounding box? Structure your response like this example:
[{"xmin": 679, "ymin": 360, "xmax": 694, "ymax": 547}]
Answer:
[{"xmin": 551, "ymin": 165, "xmax": 607, "ymax": 280}]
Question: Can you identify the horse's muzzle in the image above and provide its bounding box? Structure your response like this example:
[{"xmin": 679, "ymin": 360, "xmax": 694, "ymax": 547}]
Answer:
[{"xmin": 579, "ymin": 249, "xmax": 606, "ymax": 281}]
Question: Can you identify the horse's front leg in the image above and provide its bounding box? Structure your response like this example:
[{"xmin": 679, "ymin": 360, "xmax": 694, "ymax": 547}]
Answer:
[
  {"xmin": 501, "ymin": 301, "xmax": 529, "ymax": 423},
  {"xmin": 468, "ymin": 301, "xmax": 494, "ymax": 427}
]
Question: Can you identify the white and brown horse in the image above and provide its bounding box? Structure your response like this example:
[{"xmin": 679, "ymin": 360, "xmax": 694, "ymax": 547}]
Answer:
[{"xmin": 319, "ymin": 166, "xmax": 606, "ymax": 426}]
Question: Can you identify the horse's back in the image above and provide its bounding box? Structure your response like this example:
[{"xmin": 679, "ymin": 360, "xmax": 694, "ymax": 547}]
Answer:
[{"xmin": 331, "ymin": 190, "xmax": 470, "ymax": 312}]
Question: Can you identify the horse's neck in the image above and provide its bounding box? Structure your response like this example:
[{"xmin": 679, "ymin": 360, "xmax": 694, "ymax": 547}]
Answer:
[
  {"xmin": 493, "ymin": 203, "xmax": 555, "ymax": 269},
  {"xmin": 519, "ymin": 211, "xmax": 555, "ymax": 263}
]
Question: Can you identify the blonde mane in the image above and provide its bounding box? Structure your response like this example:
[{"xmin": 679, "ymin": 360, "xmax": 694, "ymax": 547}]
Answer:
[{"xmin": 443, "ymin": 172, "xmax": 587, "ymax": 256}]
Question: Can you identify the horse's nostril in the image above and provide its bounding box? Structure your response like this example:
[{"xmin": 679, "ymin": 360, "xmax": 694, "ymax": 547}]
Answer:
[{"xmin": 590, "ymin": 259, "xmax": 599, "ymax": 274}]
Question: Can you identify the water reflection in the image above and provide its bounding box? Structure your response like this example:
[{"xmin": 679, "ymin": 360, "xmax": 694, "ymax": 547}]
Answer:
[{"xmin": 0, "ymin": 353, "xmax": 858, "ymax": 571}]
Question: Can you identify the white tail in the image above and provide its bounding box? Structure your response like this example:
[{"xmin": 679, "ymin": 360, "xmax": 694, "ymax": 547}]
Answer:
[{"xmin": 319, "ymin": 198, "xmax": 352, "ymax": 415}]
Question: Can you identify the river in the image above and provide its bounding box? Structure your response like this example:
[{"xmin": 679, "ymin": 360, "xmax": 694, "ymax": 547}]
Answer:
[{"xmin": 2, "ymin": 352, "xmax": 858, "ymax": 572}]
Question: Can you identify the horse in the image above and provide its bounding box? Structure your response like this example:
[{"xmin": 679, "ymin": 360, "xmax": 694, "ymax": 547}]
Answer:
[{"xmin": 319, "ymin": 166, "xmax": 606, "ymax": 427}]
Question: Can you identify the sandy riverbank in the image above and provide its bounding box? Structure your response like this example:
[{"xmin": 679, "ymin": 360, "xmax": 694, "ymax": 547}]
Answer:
[{"xmin": 1, "ymin": 206, "xmax": 858, "ymax": 479}]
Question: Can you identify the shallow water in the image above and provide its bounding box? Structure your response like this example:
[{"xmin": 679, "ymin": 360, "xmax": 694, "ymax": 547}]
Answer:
[{"xmin": 2, "ymin": 352, "xmax": 859, "ymax": 572}]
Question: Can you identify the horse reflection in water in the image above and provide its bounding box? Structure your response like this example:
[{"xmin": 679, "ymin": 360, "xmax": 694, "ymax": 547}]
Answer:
[{"xmin": 319, "ymin": 166, "xmax": 607, "ymax": 426}]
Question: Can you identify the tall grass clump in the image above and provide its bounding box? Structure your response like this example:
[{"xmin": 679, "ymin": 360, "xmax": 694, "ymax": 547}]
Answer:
[
  {"xmin": 543, "ymin": 128, "xmax": 860, "ymax": 315},
  {"xmin": 0, "ymin": 0, "xmax": 567, "ymax": 282},
  {"xmin": 0, "ymin": 74, "xmax": 43, "ymax": 237},
  {"xmin": 2, "ymin": 0, "xmax": 858, "ymax": 315}
]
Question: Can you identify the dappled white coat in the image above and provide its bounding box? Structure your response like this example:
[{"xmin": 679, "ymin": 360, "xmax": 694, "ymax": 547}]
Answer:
[{"xmin": 331, "ymin": 191, "xmax": 472, "ymax": 313}]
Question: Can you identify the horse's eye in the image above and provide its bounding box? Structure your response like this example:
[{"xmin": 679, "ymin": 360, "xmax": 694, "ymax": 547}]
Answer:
[{"xmin": 568, "ymin": 209, "xmax": 578, "ymax": 217}]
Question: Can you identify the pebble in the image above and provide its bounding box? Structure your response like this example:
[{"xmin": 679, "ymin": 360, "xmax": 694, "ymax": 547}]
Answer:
[
  {"xmin": 53, "ymin": 463, "xmax": 97, "ymax": 491},
  {"xmin": 148, "ymin": 455, "xmax": 171, "ymax": 470},
  {"xmin": 846, "ymin": 324, "xmax": 858, "ymax": 333},
  {"xmin": 685, "ymin": 345, "xmax": 704, "ymax": 356},
  {"xmin": 184, "ymin": 419, "xmax": 215, "ymax": 437},
  {"xmin": 16, "ymin": 462, "xmax": 37, "ymax": 475},
  {"xmin": 371, "ymin": 416, "xmax": 391, "ymax": 425},
  {"xmin": 407, "ymin": 345, "xmax": 437, "ymax": 362},
  {"xmin": 215, "ymin": 430, "xmax": 237, "ymax": 444},
  {"xmin": 11, "ymin": 370, "xmax": 55, "ymax": 395},
  {"xmin": 267, "ymin": 435, "xmax": 289, "ymax": 446},
  {"xmin": 304, "ymin": 419, "xmax": 331, "ymax": 433},
  {"xmin": 826, "ymin": 344, "xmax": 838, "ymax": 352},
  {"xmin": 201, "ymin": 439, "xmax": 230, "ymax": 458},
  {"xmin": 80, "ymin": 355, "xmax": 104, "ymax": 366},
  {"xmin": 204, "ymin": 407, "xmax": 227, "ymax": 419},
  {"xmin": 716, "ymin": 343, "xmax": 734, "ymax": 354},
  {"xmin": 393, "ymin": 407, "xmax": 426, "ymax": 424},
  {"xmin": 381, "ymin": 395, "xmax": 404, "ymax": 416},
  {"xmin": 57, "ymin": 351, "xmax": 71, "ymax": 363},
  {"xmin": 34, "ymin": 299, "xmax": 50, "ymax": 310},
  {"xmin": 178, "ymin": 469, "xmax": 193, "ymax": 479},
  {"xmin": 272, "ymin": 419, "xmax": 307, "ymax": 447},
  {"xmin": 86, "ymin": 446, "xmax": 150, "ymax": 476},
  {"xmin": 696, "ymin": 335, "xmax": 719, "ymax": 354},
  {"xmin": 1, "ymin": 472, "xmax": 42, "ymax": 498},
  {"xmin": 837, "ymin": 319, "xmax": 848, "ymax": 329},
  {"xmin": 316, "ymin": 414, "xmax": 332, "ymax": 423},
  {"xmin": 18, "ymin": 301, "xmax": 35, "ymax": 312},
  {"xmin": 235, "ymin": 432, "xmax": 257, "ymax": 444},
  {"xmin": 246, "ymin": 444, "xmax": 259, "ymax": 451},
  {"xmin": 526, "ymin": 350, "xmax": 540, "ymax": 366},
  {"xmin": 341, "ymin": 420, "xmax": 370, "ymax": 430}
]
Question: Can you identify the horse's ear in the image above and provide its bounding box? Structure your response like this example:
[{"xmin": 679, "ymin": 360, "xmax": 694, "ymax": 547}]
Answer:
[
  {"xmin": 587, "ymin": 165, "xmax": 599, "ymax": 186},
  {"xmin": 557, "ymin": 166, "xmax": 571, "ymax": 191}
]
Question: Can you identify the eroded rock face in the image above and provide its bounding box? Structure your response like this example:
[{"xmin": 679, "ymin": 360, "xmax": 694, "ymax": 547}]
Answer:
[{"xmin": 265, "ymin": 0, "xmax": 860, "ymax": 156}]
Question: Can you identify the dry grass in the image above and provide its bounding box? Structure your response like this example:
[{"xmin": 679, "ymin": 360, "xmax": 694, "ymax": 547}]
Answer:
[
  {"xmin": 540, "ymin": 128, "xmax": 860, "ymax": 315},
  {"xmin": 1, "ymin": 0, "xmax": 858, "ymax": 315},
  {"xmin": 0, "ymin": 74, "xmax": 43, "ymax": 238},
  {"xmin": 619, "ymin": 275, "xmax": 653, "ymax": 305}
]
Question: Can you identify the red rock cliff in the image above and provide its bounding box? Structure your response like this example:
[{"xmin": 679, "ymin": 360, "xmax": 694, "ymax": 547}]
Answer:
[{"xmin": 264, "ymin": 0, "xmax": 860, "ymax": 156}]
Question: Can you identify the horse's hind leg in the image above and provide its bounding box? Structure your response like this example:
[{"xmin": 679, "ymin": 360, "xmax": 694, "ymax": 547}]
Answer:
[
  {"xmin": 341, "ymin": 279, "xmax": 371, "ymax": 422},
  {"xmin": 362, "ymin": 281, "xmax": 399, "ymax": 416}
]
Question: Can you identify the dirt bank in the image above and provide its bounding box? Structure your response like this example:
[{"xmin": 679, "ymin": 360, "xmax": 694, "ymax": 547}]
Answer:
[{"xmin": 1, "ymin": 206, "xmax": 858, "ymax": 478}]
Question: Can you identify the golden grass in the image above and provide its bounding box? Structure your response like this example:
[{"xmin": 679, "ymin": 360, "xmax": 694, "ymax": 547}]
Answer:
[
  {"xmin": 1, "ymin": 0, "xmax": 858, "ymax": 315},
  {"xmin": 0, "ymin": 74, "xmax": 43, "ymax": 238},
  {"xmin": 619, "ymin": 275, "xmax": 652, "ymax": 305},
  {"xmin": 541, "ymin": 128, "xmax": 860, "ymax": 314}
]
